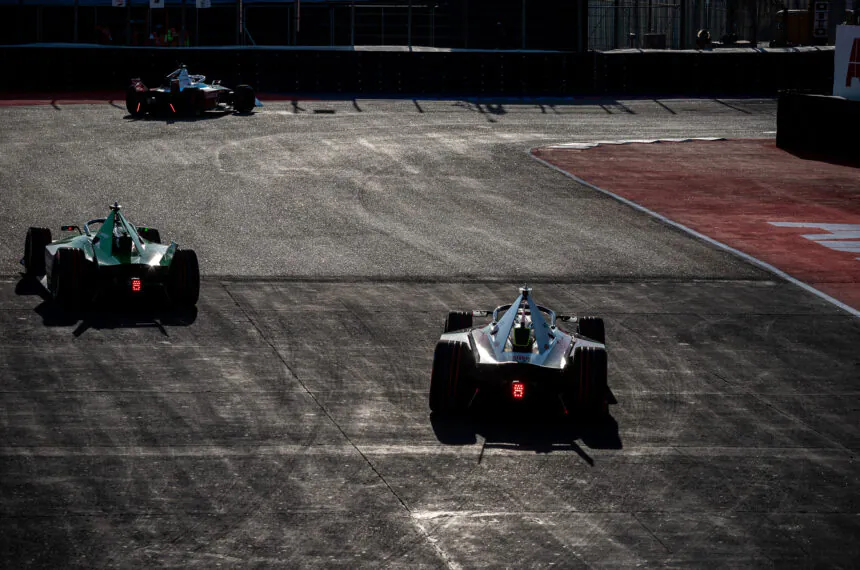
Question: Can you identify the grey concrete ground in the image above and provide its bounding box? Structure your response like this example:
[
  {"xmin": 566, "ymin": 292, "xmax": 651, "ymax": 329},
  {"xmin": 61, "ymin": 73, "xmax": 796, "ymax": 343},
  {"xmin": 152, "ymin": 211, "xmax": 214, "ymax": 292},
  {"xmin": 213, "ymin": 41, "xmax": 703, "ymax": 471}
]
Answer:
[{"xmin": 1, "ymin": 99, "xmax": 858, "ymax": 568}]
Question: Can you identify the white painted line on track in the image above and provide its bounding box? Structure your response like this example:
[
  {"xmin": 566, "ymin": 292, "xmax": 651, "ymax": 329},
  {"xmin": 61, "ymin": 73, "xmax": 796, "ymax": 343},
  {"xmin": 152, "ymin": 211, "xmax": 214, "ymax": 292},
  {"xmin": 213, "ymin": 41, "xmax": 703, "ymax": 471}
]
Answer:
[
  {"xmin": 529, "ymin": 145, "xmax": 860, "ymax": 319},
  {"xmin": 545, "ymin": 137, "xmax": 725, "ymax": 149}
]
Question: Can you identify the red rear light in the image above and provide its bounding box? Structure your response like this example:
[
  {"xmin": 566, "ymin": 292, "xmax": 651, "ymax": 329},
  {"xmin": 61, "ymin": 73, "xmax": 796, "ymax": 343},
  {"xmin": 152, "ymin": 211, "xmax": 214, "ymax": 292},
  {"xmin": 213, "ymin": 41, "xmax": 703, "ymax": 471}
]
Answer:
[
  {"xmin": 131, "ymin": 278, "xmax": 142, "ymax": 292},
  {"xmin": 512, "ymin": 381, "xmax": 525, "ymax": 399}
]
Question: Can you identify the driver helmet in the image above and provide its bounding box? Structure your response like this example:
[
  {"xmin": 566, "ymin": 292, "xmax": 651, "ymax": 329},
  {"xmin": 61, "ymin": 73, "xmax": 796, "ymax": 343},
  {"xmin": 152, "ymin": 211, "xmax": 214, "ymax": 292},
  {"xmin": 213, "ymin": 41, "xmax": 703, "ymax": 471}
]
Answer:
[{"xmin": 511, "ymin": 323, "xmax": 534, "ymax": 352}]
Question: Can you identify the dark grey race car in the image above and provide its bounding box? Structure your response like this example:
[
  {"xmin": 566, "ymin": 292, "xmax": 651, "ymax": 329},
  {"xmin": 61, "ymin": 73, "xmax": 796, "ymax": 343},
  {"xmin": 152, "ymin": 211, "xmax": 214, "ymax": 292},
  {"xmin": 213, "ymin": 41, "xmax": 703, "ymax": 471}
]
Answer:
[{"xmin": 430, "ymin": 286, "xmax": 609, "ymax": 418}]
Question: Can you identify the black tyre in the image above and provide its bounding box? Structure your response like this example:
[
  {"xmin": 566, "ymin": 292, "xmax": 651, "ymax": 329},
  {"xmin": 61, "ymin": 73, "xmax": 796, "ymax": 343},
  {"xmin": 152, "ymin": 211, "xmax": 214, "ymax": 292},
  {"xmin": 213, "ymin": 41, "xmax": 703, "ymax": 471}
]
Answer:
[
  {"xmin": 138, "ymin": 227, "xmax": 161, "ymax": 244},
  {"xmin": 233, "ymin": 84, "xmax": 256, "ymax": 113},
  {"xmin": 577, "ymin": 316, "xmax": 605, "ymax": 344},
  {"xmin": 444, "ymin": 311, "xmax": 473, "ymax": 333},
  {"xmin": 564, "ymin": 345, "xmax": 608, "ymax": 418},
  {"xmin": 168, "ymin": 249, "xmax": 200, "ymax": 307},
  {"xmin": 429, "ymin": 341, "xmax": 476, "ymax": 414},
  {"xmin": 24, "ymin": 227, "xmax": 52, "ymax": 275},
  {"xmin": 50, "ymin": 248, "xmax": 88, "ymax": 307},
  {"xmin": 126, "ymin": 86, "xmax": 147, "ymax": 117}
]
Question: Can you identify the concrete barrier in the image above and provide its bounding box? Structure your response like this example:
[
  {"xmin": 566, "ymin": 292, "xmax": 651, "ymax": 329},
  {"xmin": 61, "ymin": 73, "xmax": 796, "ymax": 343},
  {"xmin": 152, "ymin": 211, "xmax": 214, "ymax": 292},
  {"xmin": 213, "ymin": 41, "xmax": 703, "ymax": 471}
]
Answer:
[
  {"xmin": 0, "ymin": 45, "xmax": 834, "ymax": 97},
  {"xmin": 776, "ymin": 91, "xmax": 859, "ymax": 164}
]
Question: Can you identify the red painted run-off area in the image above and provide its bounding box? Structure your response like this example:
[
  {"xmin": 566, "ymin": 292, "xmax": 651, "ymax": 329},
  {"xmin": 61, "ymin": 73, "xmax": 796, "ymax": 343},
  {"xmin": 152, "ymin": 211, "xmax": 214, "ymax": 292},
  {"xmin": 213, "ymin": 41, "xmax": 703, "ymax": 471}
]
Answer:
[{"xmin": 534, "ymin": 139, "xmax": 860, "ymax": 312}]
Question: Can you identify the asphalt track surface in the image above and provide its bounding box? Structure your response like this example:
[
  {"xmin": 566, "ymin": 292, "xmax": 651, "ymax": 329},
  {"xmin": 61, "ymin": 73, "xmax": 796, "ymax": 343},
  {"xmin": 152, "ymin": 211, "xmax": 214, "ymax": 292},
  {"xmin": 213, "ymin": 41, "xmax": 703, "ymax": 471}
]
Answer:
[{"xmin": 1, "ymin": 99, "xmax": 858, "ymax": 567}]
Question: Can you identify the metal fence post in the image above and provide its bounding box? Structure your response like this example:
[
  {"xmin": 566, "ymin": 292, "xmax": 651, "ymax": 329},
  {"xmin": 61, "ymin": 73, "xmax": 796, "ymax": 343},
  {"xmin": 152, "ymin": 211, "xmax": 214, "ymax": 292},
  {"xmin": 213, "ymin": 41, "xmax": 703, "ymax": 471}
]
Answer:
[
  {"xmin": 522, "ymin": 0, "xmax": 526, "ymax": 49},
  {"xmin": 680, "ymin": 0, "xmax": 687, "ymax": 48},
  {"xmin": 634, "ymin": 0, "xmax": 640, "ymax": 47},
  {"xmin": 431, "ymin": 4, "xmax": 435, "ymax": 47}
]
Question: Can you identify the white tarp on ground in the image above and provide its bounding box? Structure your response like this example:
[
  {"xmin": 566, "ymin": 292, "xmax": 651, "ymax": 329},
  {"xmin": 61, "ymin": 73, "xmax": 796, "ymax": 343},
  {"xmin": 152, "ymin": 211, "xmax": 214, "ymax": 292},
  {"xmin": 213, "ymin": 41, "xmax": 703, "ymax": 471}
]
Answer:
[{"xmin": 833, "ymin": 25, "xmax": 860, "ymax": 101}]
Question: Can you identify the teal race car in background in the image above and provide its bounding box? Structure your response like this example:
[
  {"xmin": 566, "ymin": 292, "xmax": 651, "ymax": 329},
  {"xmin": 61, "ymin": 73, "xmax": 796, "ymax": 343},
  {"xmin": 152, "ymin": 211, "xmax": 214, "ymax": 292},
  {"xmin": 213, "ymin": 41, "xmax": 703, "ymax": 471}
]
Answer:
[{"xmin": 22, "ymin": 202, "xmax": 199, "ymax": 308}]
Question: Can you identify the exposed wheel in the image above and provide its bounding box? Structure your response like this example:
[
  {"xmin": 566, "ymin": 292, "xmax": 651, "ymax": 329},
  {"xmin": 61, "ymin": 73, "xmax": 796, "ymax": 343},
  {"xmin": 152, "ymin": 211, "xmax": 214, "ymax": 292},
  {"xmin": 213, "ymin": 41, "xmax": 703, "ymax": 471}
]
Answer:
[
  {"xmin": 168, "ymin": 249, "xmax": 200, "ymax": 307},
  {"xmin": 50, "ymin": 248, "xmax": 88, "ymax": 307},
  {"xmin": 232, "ymin": 84, "xmax": 256, "ymax": 113},
  {"xmin": 564, "ymin": 345, "xmax": 608, "ymax": 418},
  {"xmin": 126, "ymin": 86, "xmax": 147, "ymax": 117},
  {"xmin": 24, "ymin": 227, "xmax": 52, "ymax": 275},
  {"xmin": 138, "ymin": 227, "xmax": 161, "ymax": 244},
  {"xmin": 429, "ymin": 340, "xmax": 476, "ymax": 414},
  {"xmin": 577, "ymin": 316, "xmax": 605, "ymax": 344},
  {"xmin": 444, "ymin": 311, "xmax": 473, "ymax": 333}
]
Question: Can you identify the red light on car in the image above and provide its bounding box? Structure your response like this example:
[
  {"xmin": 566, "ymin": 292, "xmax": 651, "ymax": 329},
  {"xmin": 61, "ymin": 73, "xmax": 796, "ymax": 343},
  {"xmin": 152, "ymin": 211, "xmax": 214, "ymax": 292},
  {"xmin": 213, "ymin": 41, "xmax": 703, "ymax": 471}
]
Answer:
[
  {"xmin": 131, "ymin": 278, "xmax": 142, "ymax": 292},
  {"xmin": 169, "ymin": 103, "xmax": 177, "ymax": 113},
  {"xmin": 512, "ymin": 381, "xmax": 525, "ymax": 399},
  {"xmin": 136, "ymin": 102, "xmax": 141, "ymax": 113}
]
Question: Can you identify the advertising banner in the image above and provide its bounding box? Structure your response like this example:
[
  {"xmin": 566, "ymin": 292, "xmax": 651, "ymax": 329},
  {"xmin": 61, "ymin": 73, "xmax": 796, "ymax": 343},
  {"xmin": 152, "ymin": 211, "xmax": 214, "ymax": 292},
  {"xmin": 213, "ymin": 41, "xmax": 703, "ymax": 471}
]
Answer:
[
  {"xmin": 196, "ymin": 0, "xmax": 211, "ymax": 8},
  {"xmin": 834, "ymin": 25, "xmax": 860, "ymax": 101},
  {"xmin": 150, "ymin": 0, "xmax": 164, "ymax": 8},
  {"xmin": 112, "ymin": 0, "xmax": 125, "ymax": 6}
]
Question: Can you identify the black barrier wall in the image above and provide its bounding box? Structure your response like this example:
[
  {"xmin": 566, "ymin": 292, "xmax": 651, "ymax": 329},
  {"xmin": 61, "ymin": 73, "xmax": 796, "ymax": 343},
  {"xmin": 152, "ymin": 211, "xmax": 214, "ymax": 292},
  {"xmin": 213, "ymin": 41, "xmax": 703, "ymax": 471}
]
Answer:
[
  {"xmin": 777, "ymin": 92, "xmax": 859, "ymax": 165},
  {"xmin": 0, "ymin": 46, "xmax": 834, "ymax": 97}
]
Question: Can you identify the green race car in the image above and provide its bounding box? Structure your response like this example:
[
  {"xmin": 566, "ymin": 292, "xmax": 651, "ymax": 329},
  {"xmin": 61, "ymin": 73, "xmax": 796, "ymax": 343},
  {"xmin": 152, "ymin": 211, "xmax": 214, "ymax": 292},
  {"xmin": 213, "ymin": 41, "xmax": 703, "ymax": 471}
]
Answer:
[{"xmin": 22, "ymin": 202, "xmax": 199, "ymax": 307}]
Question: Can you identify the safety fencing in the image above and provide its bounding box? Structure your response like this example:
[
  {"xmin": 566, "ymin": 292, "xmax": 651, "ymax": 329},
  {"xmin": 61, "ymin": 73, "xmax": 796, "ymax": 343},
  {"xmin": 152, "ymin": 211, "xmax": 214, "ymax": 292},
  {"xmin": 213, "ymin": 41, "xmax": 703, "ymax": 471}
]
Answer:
[{"xmin": 0, "ymin": 45, "xmax": 834, "ymax": 97}]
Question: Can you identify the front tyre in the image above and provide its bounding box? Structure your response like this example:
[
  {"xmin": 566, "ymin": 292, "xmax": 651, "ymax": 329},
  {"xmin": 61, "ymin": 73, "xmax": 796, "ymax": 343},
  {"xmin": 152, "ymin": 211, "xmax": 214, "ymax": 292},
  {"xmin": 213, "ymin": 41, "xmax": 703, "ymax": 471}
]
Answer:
[
  {"xmin": 429, "ymin": 341, "xmax": 476, "ymax": 414},
  {"xmin": 232, "ymin": 84, "xmax": 256, "ymax": 113},
  {"xmin": 24, "ymin": 227, "xmax": 52, "ymax": 275},
  {"xmin": 444, "ymin": 311, "xmax": 473, "ymax": 333},
  {"xmin": 168, "ymin": 249, "xmax": 200, "ymax": 307},
  {"xmin": 138, "ymin": 227, "xmax": 161, "ymax": 244},
  {"xmin": 577, "ymin": 316, "xmax": 605, "ymax": 344}
]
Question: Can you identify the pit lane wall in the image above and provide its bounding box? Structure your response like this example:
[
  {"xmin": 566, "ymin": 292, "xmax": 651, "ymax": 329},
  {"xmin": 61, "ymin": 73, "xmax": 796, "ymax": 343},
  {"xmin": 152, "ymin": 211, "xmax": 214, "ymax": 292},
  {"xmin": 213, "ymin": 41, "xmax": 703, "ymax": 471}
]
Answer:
[{"xmin": 0, "ymin": 44, "xmax": 834, "ymax": 97}]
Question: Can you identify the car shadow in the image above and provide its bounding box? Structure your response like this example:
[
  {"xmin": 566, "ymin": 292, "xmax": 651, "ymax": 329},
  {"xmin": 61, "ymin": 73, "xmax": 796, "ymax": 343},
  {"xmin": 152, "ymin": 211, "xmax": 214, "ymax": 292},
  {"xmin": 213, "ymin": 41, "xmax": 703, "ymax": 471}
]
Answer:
[
  {"xmin": 780, "ymin": 148, "xmax": 860, "ymax": 168},
  {"xmin": 123, "ymin": 109, "xmax": 249, "ymax": 122},
  {"xmin": 431, "ymin": 401, "xmax": 622, "ymax": 464},
  {"xmin": 16, "ymin": 275, "xmax": 198, "ymax": 335}
]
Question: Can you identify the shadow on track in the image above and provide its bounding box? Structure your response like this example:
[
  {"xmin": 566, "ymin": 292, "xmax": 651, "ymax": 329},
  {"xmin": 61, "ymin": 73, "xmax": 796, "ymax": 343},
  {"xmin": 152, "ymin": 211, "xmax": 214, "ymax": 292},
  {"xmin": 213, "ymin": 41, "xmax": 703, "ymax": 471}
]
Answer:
[
  {"xmin": 123, "ymin": 109, "xmax": 254, "ymax": 122},
  {"xmin": 431, "ymin": 402, "xmax": 622, "ymax": 464},
  {"xmin": 781, "ymin": 148, "xmax": 860, "ymax": 169},
  {"xmin": 15, "ymin": 275, "xmax": 197, "ymax": 336}
]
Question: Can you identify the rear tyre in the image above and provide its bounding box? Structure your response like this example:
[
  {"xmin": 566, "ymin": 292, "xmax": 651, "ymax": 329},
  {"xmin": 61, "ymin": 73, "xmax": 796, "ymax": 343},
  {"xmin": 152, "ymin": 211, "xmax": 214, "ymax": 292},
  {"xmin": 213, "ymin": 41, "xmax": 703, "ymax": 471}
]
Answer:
[
  {"xmin": 50, "ymin": 248, "xmax": 88, "ymax": 307},
  {"xmin": 126, "ymin": 86, "xmax": 147, "ymax": 117},
  {"xmin": 577, "ymin": 316, "xmax": 605, "ymax": 344},
  {"xmin": 444, "ymin": 311, "xmax": 473, "ymax": 333},
  {"xmin": 24, "ymin": 227, "xmax": 52, "ymax": 275},
  {"xmin": 564, "ymin": 345, "xmax": 609, "ymax": 418},
  {"xmin": 168, "ymin": 249, "xmax": 200, "ymax": 307},
  {"xmin": 138, "ymin": 228, "xmax": 161, "ymax": 244},
  {"xmin": 429, "ymin": 341, "xmax": 476, "ymax": 414},
  {"xmin": 232, "ymin": 84, "xmax": 256, "ymax": 113}
]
